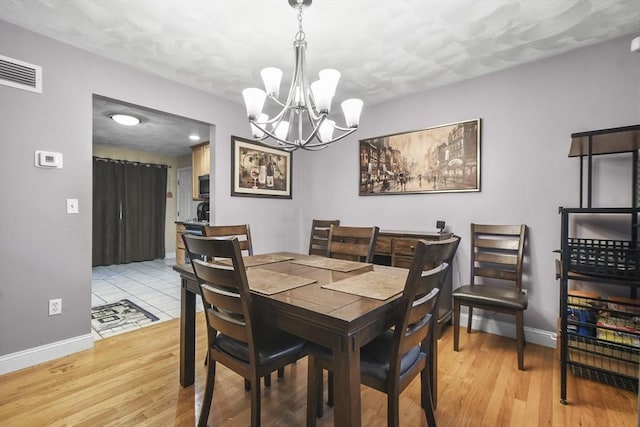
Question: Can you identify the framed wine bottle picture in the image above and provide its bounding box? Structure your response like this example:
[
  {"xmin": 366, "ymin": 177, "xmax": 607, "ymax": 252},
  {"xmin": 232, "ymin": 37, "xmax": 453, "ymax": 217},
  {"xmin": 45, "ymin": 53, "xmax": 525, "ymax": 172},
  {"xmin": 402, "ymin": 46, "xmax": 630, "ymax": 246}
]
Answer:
[{"xmin": 231, "ymin": 136, "xmax": 292, "ymax": 199}]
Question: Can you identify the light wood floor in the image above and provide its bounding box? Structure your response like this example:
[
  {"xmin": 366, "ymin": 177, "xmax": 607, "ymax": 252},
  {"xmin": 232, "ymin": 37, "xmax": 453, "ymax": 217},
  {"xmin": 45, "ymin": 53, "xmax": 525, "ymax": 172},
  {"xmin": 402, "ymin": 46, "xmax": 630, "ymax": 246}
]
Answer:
[{"xmin": 1, "ymin": 314, "xmax": 637, "ymax": 426}]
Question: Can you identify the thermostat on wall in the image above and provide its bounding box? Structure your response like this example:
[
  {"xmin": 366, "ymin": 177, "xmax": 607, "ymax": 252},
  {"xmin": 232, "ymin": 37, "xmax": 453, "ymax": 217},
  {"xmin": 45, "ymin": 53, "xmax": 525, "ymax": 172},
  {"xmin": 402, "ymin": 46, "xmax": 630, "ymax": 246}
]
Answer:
[{"xmin": 35, "ymin": 150, "xmax": 63, "ymax": 168}]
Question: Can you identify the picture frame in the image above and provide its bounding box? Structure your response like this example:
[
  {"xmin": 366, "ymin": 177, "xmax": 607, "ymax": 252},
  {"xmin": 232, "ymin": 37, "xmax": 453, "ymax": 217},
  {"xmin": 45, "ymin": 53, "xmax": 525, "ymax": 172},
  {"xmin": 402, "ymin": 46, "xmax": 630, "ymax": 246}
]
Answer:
[
  {"xmin": 359, "ymin": 118, "xmax": 481, "ymax": 195},
  {"xmin": 231, "ymin": 136, "xmax": 292, "ymax": 198}
]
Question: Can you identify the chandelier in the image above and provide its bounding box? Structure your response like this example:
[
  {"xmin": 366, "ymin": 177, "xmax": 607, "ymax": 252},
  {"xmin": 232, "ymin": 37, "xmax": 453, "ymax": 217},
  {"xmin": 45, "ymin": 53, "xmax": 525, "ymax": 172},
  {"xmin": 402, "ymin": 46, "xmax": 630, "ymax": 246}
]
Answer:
[{"xmin": 241, "ymin": 0, "xmax": 363, "ymax": 151}]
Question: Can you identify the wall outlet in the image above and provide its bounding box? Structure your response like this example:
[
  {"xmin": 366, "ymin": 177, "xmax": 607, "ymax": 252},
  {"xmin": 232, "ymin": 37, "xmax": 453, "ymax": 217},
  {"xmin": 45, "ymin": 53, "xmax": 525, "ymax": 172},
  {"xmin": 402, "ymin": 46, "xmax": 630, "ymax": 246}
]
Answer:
[{"xmin": 49, "ymin": 298, "xmax": 62, "ymax": 316}]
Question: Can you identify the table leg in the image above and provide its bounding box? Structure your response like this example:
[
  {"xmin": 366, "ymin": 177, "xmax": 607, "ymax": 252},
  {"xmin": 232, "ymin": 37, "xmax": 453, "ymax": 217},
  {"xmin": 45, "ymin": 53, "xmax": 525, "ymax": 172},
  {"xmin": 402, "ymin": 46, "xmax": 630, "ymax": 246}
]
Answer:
[
  {"xmin": 332, "ymin": 336, "xmax": 361, "ymax": 427},
  {"xmin": 180, "ymin": 277, "xmax": 196, "ymax": 387}
]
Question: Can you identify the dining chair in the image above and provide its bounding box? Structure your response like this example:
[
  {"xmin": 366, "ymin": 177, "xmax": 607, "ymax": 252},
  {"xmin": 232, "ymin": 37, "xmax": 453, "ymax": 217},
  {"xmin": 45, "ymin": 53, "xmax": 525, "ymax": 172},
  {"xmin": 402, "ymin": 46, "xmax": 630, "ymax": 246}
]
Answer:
[
  {"xmin": 452, "ymin": 224, "xmax": 528, "ymax": 370},
  {"xmin": 307, "ymin": 239, "xmax": 452, "ymax": 427},
  {"xmin": 323, "ymin": 236, "xmax": 460, "ymax": 412},
  {"xmin": 324, "ymin": 224, "xmax": 379, "ymax": 406},
  {"xmin": 308, "ymin": 219, "xmax": 340, "ymax": 256},
  {"xmin": 182, "ymin": 234, "xmax": 306, "ymax": 427},
  {"xmin": 203, "ymin": 224, "xmax": 253, "ymax": 255},
  {"xmin": 327, "ymin": 225, "xmax": 379, "ymax": 262}
]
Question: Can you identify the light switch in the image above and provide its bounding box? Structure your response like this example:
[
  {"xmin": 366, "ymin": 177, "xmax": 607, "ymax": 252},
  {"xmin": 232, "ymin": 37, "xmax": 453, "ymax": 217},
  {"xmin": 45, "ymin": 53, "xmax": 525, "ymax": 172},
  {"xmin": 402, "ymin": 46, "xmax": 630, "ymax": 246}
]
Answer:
[{"xmin": 66, "ymin": 198, "xmax": 79, "ymax": 214}]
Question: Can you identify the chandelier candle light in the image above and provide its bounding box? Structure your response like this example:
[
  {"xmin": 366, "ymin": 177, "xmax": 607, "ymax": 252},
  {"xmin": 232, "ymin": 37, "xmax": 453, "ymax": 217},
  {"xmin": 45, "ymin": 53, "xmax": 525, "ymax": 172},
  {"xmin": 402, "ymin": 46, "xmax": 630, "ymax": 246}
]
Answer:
[{"xmin": 242, "ymin": 0, "xmax": 363, "ymax": 151}]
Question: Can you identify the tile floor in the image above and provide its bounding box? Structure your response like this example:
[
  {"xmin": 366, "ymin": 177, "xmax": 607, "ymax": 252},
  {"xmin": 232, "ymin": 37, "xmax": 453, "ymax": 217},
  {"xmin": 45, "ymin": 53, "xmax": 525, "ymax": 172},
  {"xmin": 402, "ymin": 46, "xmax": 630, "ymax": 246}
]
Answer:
[{"xmin": 91, "ymin": 258, "xmax": 203, "ymax": 340}]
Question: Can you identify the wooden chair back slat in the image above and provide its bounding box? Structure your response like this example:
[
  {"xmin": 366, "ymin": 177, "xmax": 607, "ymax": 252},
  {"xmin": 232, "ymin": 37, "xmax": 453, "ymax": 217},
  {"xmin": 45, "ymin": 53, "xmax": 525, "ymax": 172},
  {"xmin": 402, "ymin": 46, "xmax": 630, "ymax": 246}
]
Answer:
[
  {"xmin": 327, "ymin": 225, "xmax": 379, "ymax": 263},
  {"xmin": 206, "ymin": 309, "xmax": 249, "ymax": 343},
  {"xmin": 473, "ymin": 224, "xmax": 523, "ymax": 235},
  {"xmin": 474, "ymin": 267, "xmax": 517, "ymax": 282},
  {"xmin": 475, "ymin": 238, "xmax": 520, "ymax": 250},
  {"xmin": 195, "ymin": 271, "xmax": 244, "ymax": 315},
  {"xmin": 475, "ymin": 251, "xmax": 518, "ymax": 266},
  {"xmin": 203, "ymin": 224, "xmax": 254, "ymax": 255}
]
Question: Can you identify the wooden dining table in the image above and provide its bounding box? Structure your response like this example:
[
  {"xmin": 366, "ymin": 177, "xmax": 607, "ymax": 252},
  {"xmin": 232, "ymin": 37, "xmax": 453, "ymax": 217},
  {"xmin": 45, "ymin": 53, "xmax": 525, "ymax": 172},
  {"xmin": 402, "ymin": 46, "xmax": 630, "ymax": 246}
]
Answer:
[{"xmin": 173, "ymin": 252, "xmax": 438, "ymax": 427}]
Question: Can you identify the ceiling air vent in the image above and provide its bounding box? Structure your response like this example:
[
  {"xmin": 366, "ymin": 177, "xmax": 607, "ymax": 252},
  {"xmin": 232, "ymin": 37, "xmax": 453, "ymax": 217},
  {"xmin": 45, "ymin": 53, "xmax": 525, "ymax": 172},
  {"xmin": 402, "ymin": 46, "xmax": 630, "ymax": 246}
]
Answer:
[{"xmin": 0, "ymin": 54, "xmax": 42, "ymax": 93}]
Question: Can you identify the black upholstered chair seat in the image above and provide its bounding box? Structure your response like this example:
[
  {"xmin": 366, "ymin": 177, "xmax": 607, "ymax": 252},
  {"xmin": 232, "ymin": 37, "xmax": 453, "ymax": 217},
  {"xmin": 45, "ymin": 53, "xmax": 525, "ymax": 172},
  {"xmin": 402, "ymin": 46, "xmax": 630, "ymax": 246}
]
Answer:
[
  {"xmin": 453, "ymin": 285, "xmax": 528, "ymax": 311},
  {"xmin": 215, "ymin": 332, "xmax": 306, "ymax": 365},
  {"xmin": 307, "ymin": 327, "xmax": 424, "ymax": 383}
]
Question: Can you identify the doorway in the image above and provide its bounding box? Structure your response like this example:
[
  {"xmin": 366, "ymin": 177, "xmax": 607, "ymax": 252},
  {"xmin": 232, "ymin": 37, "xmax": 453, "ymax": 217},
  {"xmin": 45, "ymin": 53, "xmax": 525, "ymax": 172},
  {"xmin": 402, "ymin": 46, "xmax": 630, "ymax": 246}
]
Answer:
[{"xmin": 91, "ymin": 94, "xmax": 211, "ymax": 337}]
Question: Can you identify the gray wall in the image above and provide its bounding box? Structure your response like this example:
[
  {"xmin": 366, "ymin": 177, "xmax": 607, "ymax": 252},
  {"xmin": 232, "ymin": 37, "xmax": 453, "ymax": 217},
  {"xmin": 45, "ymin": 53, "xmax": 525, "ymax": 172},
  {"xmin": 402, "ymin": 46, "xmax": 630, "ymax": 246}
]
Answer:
[
  {"xmin": 0, "ymin": 20, "xmax": 302, "ymax": 361},
  {"xmin": 1, "ymin": 17, "xmax": 638, "ymax": 368},
  {"xmin": 297, "ymin": 36, "xmax": 640, "ymax": 334}
]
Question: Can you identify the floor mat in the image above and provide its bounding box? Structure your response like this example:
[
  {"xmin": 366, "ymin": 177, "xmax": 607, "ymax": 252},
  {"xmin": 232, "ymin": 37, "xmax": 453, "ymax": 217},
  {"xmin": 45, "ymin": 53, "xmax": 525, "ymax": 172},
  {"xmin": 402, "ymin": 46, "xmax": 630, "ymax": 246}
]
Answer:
[{"xmin": 91, "ymin": 299, "xmax": 159, "ymax": 337}]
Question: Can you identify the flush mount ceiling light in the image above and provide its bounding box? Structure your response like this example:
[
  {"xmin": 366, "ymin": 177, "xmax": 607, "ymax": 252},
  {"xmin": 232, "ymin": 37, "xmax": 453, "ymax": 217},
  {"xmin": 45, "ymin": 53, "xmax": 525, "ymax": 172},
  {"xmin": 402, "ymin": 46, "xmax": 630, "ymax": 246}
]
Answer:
[
  {"xmin": 242, "ymin": 0, "xmax": 363, "ymax": 151},
  {"xmin": 189, "ymin": 134, "xmax": 201, "ymax": 141},
  {"xmin": 110, "ymin": 113, "xmax": 141, "ymax": 126}
]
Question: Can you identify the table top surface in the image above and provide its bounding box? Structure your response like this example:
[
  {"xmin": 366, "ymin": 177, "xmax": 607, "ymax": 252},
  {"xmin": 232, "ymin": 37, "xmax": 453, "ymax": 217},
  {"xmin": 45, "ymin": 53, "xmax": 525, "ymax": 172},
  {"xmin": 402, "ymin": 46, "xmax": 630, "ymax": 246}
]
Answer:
[{"xmin": 173, "ymin": 251, "xmax": 408, "ymax": 328}]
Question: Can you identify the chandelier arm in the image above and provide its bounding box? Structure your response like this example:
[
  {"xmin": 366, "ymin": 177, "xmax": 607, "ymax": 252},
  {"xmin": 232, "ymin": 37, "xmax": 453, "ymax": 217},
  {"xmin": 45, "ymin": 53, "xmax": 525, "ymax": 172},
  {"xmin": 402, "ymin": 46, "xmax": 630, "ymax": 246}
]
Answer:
[
  {"xmin": 264, "ymin": 108, "xmax": 299, "ymax": 149},
  {"xmin": 263, "ymin": 107, "xmax": 289, "ymax": 125},
  {"xmin": 267, "ymin": 95, "xmax": 288, "ymax": 109},
  {"xmin": 298, "ymin": 144, "xmax": 328, "ymax": 151},
  {"xmin": 306, "ymin": 99, "xmax": 323, "ymax": 121},
  {"xmin": 254, "ymin": 125, "xmax": 302, "ymax": 149},
  {"xmin": 306, "ymin": 112, "xmax": 328, "ymax": 145},
  {"xmin": 299, "ymin": 127, "xmax": 358, "ymax": 149},
  {"xmin": 331, "ymin": 123, "xmax": 359, "ymax": 132}
]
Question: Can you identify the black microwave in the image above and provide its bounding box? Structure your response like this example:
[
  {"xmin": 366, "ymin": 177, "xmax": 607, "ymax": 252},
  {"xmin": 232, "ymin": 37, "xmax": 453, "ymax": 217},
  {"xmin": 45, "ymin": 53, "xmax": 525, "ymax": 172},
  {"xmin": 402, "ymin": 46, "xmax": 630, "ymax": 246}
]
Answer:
[{"xmin": 198, "ymin": 174, "xmax": 210, "ymax": 199}]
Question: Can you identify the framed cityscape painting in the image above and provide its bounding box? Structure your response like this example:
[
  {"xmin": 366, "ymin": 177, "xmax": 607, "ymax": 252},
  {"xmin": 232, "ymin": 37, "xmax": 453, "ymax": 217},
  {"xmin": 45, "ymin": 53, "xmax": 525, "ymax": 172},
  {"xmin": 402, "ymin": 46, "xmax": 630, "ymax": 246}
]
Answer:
[
  {"xmin": 359, "ymin": 119, "xmax": 481, "ymax": 195},
  {"xmin": 231, "ymin": 136, "xmax": 292, "ymax": 198}
]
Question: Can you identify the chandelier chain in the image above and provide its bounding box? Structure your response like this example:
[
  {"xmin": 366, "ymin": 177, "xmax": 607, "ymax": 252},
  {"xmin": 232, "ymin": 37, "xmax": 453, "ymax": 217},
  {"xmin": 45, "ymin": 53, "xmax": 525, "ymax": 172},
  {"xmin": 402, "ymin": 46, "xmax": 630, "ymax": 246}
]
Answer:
[{"xmin": 296, "ymin": 4, "xmax": 305, "ymax": 41}]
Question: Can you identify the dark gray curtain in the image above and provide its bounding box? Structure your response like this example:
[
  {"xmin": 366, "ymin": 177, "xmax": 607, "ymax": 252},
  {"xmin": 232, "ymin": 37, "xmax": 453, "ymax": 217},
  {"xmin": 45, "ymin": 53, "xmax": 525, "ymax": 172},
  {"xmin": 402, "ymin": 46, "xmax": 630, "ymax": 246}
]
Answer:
[{"xmin": 93, "ymin": 157, "xmax": 167, "ymax": 266}]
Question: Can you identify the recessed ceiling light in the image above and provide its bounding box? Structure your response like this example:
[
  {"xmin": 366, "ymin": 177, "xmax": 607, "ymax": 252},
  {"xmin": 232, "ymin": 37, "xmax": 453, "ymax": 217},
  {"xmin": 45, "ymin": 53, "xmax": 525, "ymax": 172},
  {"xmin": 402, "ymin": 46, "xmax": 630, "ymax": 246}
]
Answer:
[
  {"xmin": 111, "ymin": 114, "xmax": 141, "ymax": 126},
  {"xmin": 189, "ymin": 134, "xmax": 201, "ymax": 141}
]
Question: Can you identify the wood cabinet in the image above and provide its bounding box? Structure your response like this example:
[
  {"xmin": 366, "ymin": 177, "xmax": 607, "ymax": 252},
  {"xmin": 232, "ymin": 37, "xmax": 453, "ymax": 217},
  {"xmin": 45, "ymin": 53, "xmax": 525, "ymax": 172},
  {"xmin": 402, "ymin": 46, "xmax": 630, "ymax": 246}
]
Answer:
[
  {"xmin": 176, "ymin": 222, "xmax": 207, "ymax": 264},
  {"xmin": 191, "ymin": 142, "xmax": 210, "ymax": 200},
  {"xmin": 176, "ymin": 223, "xmax": 186, "ymax": 264}
]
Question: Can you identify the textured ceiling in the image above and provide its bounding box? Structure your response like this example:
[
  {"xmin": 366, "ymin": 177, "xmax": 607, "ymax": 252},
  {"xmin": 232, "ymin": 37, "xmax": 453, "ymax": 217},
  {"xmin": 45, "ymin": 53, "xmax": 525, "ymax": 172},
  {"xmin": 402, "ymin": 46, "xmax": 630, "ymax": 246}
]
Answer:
[{"xmin": 1, "ymin": 0, "xmax": 638, "ymax": 156}]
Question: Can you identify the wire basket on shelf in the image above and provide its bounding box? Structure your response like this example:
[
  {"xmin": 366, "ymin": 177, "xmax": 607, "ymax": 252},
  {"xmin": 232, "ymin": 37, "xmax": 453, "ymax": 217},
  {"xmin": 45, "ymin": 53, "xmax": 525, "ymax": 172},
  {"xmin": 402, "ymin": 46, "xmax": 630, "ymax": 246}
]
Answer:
[{"xmin": 567, "ymin": 238, "xmax": 640, "ymax": 279}]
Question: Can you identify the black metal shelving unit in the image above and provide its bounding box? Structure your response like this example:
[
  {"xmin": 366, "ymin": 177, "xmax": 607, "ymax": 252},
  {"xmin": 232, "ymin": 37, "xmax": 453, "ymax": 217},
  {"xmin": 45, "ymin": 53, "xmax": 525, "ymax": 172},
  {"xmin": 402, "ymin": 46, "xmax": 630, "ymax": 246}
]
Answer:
[{"xmin": 557, "ymin": 125, "xmax": 640, "ymax": 404}]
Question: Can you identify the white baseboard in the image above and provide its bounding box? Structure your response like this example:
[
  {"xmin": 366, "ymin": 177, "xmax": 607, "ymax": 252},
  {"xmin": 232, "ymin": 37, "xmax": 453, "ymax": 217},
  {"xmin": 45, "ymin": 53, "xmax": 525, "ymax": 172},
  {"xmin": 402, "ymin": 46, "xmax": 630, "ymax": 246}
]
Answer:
[
  {"xmin": 0, "ymin": 334, "xmax": 94, "ymax": 375},
  {"xmin": 165, "ymin": 251, "xmax": 176, "ymax": 260},
  {"xmin": 459, "ymin": 312, "xmax": 557, "ymax": 349}
]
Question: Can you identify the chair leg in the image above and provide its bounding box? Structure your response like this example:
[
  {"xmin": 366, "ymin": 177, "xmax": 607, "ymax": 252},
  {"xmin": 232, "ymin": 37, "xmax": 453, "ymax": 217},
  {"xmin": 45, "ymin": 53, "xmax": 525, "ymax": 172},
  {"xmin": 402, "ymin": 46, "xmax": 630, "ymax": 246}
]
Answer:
[
  {"xmin": 466, "ymin": 306, "xmax": 473, "ymax": 333},
  {"xmin": 327, "ymin": 371, "xmax": 334, "ymax": 407},
  {"xmin": 198, "ymin": 356, "xmax": 216, "ymax": 427},
  {"xmin": 306, "ymin": 355, "xmax": 321, "ymax": 426},
  {"xmin": 387, "ymin": 393, "xmax": 400, "ymax": 427},
  {"xmin": 453, "ymin": 299, "xmax": 460, "ymax": 352},
  {"xmin": 421, "ymin": 367, "xmax": 437, "ymax": 427},
  {"xmin": 516, "ymin": 311, "xmax": 525, "ymax": 371},
  {"xmin": 250, "ymin": 374, "xmax": 261, "ymax": 427},
  {"xmin": 264, "ymin": 373, "xmax": 271, "ymax": 387},
  {"xmin": 277, "ymin": 367, "xmax": 285, "ymax": 380}
]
